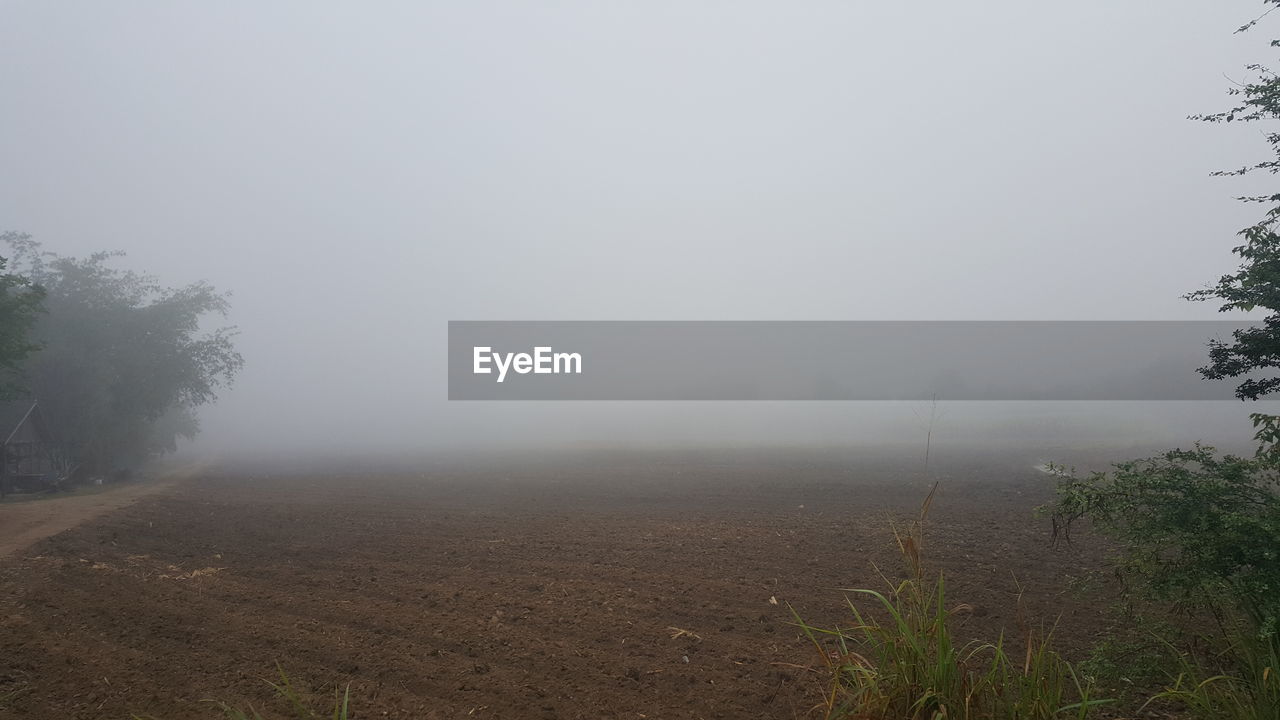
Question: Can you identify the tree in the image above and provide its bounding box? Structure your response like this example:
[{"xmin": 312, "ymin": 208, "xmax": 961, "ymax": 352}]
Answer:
[
  {"xmin": 5, "ymin": 234, "xmax": 242, "ymax": 471},
  {"xmin": 0, "ymin": 246, "xmax": 44, "ymax": 399},
  {"xmin": 1189, "ymin": 1, "xmax": 1280, "ymax": 402}
]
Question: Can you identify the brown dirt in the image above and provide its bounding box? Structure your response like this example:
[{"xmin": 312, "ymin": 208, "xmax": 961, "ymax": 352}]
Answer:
[{"xmin": 0, "ymin": 448, "xmax": 1116, "ymax": 719}]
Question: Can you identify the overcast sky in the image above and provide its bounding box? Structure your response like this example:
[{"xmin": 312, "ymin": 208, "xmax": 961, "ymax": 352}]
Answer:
[{"xmin": 1, "ymin": 2, "xmax": 1274, "ymax": 455}]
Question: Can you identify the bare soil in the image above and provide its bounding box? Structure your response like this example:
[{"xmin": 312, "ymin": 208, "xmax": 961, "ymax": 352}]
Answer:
[{"xmin": 0, "ymin": 448, "xmax": 1116, "ymax": 719}]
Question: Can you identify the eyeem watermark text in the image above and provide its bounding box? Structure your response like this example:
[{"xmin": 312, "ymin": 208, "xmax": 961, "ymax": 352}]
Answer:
[{"xmin": 473, "ymin": 346, "xmax": 582, "ymax": 383}]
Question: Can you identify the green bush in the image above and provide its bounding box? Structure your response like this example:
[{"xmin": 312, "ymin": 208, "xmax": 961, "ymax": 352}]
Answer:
[
  {"xmin": 1045, "ymin": 444, "xmax": 1280, "ymax": 647},
  {"xmin": 1045, "ymin": 441, "xmax": 1280, "ymax": 719}
]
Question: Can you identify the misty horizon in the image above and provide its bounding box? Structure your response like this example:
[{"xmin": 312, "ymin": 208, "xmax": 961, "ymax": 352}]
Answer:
[{"xmin": 3, "ymin": 2, "xmax": 1275, "ymax": 457}]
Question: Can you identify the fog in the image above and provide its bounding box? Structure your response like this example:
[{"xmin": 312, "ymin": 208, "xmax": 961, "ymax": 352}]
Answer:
[{"xmin": 1, "ymin": 2, "xmax": 1274, "ymax": 459}]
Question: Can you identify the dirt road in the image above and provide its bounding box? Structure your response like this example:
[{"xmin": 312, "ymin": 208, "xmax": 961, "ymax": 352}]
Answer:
[{"xmin": 0, "ymin": 475, "xmax": 184, "ymax": 557}]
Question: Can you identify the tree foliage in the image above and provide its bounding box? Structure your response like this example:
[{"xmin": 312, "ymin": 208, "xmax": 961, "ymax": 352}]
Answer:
[
  {"xmin": 4, "ymin": 233, "xmax": 242, "ymax": 470},
  {"xmin": 1188, "ymin": 0, "xmax": 1280, "ymax": 400},
  {"xmin": 0, "ymin": 247, "xmax": 44, "ymax": 399}
]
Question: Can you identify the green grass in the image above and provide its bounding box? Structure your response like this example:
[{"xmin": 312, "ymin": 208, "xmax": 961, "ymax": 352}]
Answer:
[
  {"xmin": 789, "ymin": 486, "xmax": 1110, "ymax": 720},
  {"xmin": 1141, "ymin": 630, "xmax": 1280, "ymax": 720}
]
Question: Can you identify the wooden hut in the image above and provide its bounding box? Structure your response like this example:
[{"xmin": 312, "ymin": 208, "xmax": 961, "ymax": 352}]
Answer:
[{"xmin": 0, "ymin": 400, "xmax": 67, "ymax": 497}]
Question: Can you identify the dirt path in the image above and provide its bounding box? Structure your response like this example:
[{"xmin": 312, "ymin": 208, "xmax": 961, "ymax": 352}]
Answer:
[{"xmin": 0, "ymin": 473, "xmax": 188, "ymax": 557}]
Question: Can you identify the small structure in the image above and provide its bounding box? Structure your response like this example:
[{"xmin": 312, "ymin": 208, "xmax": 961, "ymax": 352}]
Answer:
[{"xmin": 0, "ymin": 400, "xmax": 68, "ymax": 497}]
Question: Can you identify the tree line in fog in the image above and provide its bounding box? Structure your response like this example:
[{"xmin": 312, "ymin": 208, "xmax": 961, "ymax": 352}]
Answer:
[{"xmin": 0, "ymin": 231, "xmax": 241, "ymax": 473}]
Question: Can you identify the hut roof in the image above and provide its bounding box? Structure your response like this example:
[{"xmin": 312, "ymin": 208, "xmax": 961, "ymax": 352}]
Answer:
[{"xmin": 0, "ymin": 399, "xmax": 51, "ymax": 446}]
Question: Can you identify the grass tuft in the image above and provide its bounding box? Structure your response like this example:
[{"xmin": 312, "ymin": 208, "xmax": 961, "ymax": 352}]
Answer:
[
  {"xmin": 135, "ymin": 665, "xmax": 352, "ymax": 720},
  {"xmin": 211, "ymin": 664, "xmax": 351, "ymax": 720},
  {"xmin": 790, "ymin": 484, "xmax": 1110, "ymax": 719}
]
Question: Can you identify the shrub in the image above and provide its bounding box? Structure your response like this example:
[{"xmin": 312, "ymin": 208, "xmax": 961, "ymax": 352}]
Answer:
[
  {"xmin": 1045, "ymin": 442, "xmax": 1280, "ymax": 719},
  {"xmin": 1046, "ymin": 444, "xmax": 1280, "ymax": 648}
]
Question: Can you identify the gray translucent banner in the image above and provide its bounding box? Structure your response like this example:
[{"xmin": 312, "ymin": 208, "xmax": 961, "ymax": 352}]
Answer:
[{"xmin": 447, "ymin": 321, "xmax": 1258, "ymax": 401}]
